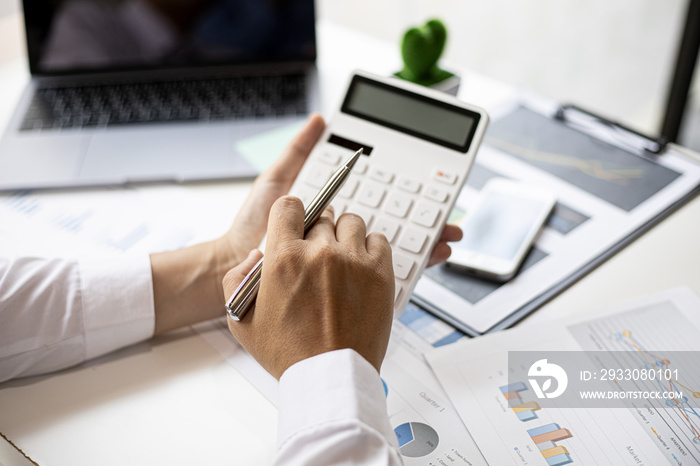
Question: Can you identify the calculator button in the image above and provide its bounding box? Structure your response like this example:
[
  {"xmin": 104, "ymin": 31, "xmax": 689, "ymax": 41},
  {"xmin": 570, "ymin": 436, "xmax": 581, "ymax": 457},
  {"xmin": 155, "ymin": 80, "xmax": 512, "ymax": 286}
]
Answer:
[
  {"xmin": 318, "ymin": 151, "xmax": 341, "ymax": 165},
  {"xmin": 369, "ymin": 166, "xmax": 395, "ymax": 184},
  {"xmin": 346, "ymin": 205, "xmax": 374, "ymax": 227},
  {"xmin": 294, "ymin": 186, "xmax": 317, "ymax": 207},
  {"xmin": 339, "ymin": 176, "xmax": 360, "ymax": 199},
  {"xmin": 357, "ymin": 183, "xmax": 386, "ymax": 208},
  {"xmin": 384, "ymin": 192, "xmax": 413, "ymax": 218},
  {"xmin": 305, "ymin": 165, "xmax": 334, "ymax": 188},
  {"xmin": 394, "ymin": 285, "xmax": 402, "ymax": 304},
  {"xmin": 371, "ymin": 217, "xmax": 400, "ymax": 243},
  {"xmin": 398, "ymin": 228, "xmax": 428, "ymax": 254},
  {"xmin": 393, "ymin": 253, "xmax": 415, "ymax": 280},
  {"xmin": 411, "ymin": 202, "xmax": 441, "ymax": 228},
  {"xmin": 330, "ymin": 201, "xmax": 347, "ymax": 217},
  {"xmin": 397, "ymin": 176, "xmax": 421, "ymax": 193},
  {"xmin": 354, "ymin": 158, "xmax": 369, "ymax": 175},
  {"xmin": 432, "ymin": 169, "xmax": 458, "ymax": 185},
  {"xmin": 424, "ymin": 185, "xmax": 449, "ymax": 203}
]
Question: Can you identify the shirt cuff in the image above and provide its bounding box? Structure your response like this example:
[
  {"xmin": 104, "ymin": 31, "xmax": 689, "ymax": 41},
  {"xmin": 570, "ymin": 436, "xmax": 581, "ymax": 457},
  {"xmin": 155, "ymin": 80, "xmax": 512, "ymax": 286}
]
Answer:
[
  {"xmin": 277, "ymin": 348, "xmax": 398, "ymax": 449},
  {"xmin": 79, "ymin": 254, "xmax": 155, "ymax": 360}
]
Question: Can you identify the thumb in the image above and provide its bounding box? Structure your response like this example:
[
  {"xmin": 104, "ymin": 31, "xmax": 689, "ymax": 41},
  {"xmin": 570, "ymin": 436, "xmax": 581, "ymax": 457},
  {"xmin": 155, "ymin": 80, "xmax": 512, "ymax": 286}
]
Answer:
[{"xmin": 222, "ymin": 249, "xmax": 264, "ymax": 298}]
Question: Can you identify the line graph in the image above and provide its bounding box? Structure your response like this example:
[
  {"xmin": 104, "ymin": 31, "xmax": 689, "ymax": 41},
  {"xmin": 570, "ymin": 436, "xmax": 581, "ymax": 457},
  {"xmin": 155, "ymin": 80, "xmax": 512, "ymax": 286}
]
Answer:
[
  {"xmin": 484, "ymin": 106, "xmax": 681, "ymax": 211},
  {"xmin": 568, "ymin": 301, "xmax": 700, "ymax": 464},
  {"xmin": 487, "ymin": 138, "xmax": 645, "ymax": 186},
  {"xmin": 613, "ymin": 330, "xmax": 700, "ymax": 445}
]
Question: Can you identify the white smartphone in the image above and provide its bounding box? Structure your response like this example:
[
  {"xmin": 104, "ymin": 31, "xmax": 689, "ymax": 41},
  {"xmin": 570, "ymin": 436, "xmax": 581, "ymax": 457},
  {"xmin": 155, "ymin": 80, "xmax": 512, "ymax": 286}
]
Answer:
[{"xmin": 446, "ymin": 178, "xmax": 556, "ymax": 282}]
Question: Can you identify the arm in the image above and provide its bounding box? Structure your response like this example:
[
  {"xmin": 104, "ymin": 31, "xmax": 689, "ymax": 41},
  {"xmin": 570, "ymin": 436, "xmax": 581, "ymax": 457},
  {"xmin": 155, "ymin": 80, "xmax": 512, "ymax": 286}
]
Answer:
[
  {"xmin": 0, "ymin": 113, "xmax": 461, "ymax": 383},
  {"xmin": 0, "ymin": 115, "xmax": 326, "ymax": 383},
  {"xmin": 276, "ymin": 349, "xmax": 402, "ymax": 466},
  {"xmin": 0, "ymin": 256, "xmax": 153, "ymax": 383},
  {"xmin": 223, "ymin": 198, "xmax": 403, "ymax": 464}
]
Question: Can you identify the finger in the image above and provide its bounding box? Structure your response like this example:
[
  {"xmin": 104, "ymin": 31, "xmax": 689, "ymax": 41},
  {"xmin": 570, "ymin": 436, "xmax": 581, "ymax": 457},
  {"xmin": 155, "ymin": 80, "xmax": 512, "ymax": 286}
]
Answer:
[
  {"xmin": 262, "ymin": 114, "xmax": 326, "ymax": 186},
  {"xmin": 266, "ymin": 196, "xmax": 306, "ymax": 250},
  {"xmin": 335, "ymin": 213, "xmax": 367, "ymax": 252},
  {"xmin": 304, "ymin": 206, "xmax": 337, "ymax": 242},
  {"xmin": 440, "ymin": 224, "xmax": 463, "ymax": 243},
  {"xmin": 222, "ymin": 248, "xmax": 264, "ymax": 298},
  {"xmin": 427, "ymin": 242, "xmax": 452, "ymax": 267},
  {"xmin": 365, "ymin": 231, "xmax": 392, "ymax": 261}
]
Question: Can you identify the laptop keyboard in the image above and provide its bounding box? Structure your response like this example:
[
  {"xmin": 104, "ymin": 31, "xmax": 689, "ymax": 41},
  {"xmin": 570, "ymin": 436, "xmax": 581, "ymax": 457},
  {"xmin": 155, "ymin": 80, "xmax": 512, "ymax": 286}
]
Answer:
[{"xmin": 20, "ymin": 74, "xmax": 307, "ymax": 131}]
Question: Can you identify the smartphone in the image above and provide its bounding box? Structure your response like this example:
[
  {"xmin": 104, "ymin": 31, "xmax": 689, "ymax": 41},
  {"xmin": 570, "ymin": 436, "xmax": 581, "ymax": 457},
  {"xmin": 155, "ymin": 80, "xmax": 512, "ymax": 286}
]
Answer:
[{"xmin": 446, "ymin": 178, "xmax": 556, "ymax": 282}]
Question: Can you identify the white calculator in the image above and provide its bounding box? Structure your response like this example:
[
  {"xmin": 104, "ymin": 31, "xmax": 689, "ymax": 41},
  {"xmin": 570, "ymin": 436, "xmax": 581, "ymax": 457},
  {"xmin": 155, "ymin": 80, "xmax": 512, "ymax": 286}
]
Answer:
[{"xmin": 288, "ymin": 70, "xmax": 489, "ymax": 315}]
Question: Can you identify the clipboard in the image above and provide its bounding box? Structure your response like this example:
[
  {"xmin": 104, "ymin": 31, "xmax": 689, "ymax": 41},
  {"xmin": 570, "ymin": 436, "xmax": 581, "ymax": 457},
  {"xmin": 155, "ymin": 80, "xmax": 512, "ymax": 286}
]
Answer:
[{"xmin": 410, "ymin": 98, "xmax": 700, "ymax": 336}]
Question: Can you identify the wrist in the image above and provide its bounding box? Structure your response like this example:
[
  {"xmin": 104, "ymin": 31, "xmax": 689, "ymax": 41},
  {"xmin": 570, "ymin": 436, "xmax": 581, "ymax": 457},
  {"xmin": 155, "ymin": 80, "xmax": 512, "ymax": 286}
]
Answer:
[{"xmin": 151, "ymin": 240, "xmax": 232, "ymax": 334}]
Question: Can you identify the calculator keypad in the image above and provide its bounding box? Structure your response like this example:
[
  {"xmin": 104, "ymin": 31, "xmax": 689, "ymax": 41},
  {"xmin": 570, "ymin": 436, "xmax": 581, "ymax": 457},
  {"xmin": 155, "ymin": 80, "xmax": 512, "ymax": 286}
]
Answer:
[{"xmin": 291, "ymin": 146, "xmax": 454, "ymax": 314}]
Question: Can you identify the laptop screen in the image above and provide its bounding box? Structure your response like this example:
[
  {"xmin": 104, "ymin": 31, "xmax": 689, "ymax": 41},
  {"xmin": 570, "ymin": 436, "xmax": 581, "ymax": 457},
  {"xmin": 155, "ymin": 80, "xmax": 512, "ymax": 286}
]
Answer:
[{"xmin": 23, "ymin": 0, "xmax": 316, "ymax": 76}]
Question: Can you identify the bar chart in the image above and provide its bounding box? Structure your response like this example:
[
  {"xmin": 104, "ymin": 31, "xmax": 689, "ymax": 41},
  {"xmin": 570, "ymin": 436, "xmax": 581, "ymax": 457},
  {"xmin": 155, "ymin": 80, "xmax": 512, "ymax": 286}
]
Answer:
[
  {"xmin": 426, "ymin": 290, "xmax": 700, "ymax": 465},
  {"xmin": 499, "ymin": 383, "xmax": 574, "ymax": 465},
  {"xmin": 500, "ymin": 382, "xmax": 541, "ymax": 422}
]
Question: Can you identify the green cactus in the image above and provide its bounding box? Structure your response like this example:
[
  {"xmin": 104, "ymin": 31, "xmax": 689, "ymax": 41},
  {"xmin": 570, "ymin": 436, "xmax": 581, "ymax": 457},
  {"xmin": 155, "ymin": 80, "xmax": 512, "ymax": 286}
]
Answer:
[{"xmin": 396, "ymin": 19, "xmax": 454, "ymax": 86}]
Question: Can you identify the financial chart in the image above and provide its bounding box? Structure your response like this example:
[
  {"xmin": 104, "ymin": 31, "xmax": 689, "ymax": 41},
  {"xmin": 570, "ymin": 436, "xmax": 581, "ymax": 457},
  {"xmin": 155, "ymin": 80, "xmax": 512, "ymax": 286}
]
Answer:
[{"xmin": 426, "ymin": 290, "xmax": 700, "ymax": 465}]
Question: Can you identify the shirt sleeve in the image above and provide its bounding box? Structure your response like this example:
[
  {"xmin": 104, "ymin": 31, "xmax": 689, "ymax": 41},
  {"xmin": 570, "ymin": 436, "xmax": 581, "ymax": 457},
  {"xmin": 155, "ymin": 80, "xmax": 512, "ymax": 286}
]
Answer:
[
  {"xmin": 0, "ymin": 255, "xmax": 155, "ymax": 383},
  {"xmin": 275, "ymin": 348, "xmax": 403, "ymax": 466}
]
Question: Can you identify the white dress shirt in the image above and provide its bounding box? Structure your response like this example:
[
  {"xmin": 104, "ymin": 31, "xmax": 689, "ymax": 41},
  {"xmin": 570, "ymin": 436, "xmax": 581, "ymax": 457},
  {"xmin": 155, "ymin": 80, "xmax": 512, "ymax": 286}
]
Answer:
[{"xmin": 0, "ymin": 256, "xmax": 402, "ymax": 465}]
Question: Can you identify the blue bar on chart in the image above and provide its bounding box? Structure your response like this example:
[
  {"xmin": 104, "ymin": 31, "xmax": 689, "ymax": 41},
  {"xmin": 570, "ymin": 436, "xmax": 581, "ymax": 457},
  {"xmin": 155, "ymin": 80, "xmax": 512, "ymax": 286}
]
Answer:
[
  {"xmin": 516, "ymin": 410, "xmax": 538, "ymax": 421},
  {"xmin": 499, "ymin": 382, "xmax": 528, "ymax": 393},
  {"xmin": 546, "ymin": 453, "xmax": 574, "ymax": 466},
  {"xmin": 527, "ymin": 423, "xmax": 561, "ymax": 437}
]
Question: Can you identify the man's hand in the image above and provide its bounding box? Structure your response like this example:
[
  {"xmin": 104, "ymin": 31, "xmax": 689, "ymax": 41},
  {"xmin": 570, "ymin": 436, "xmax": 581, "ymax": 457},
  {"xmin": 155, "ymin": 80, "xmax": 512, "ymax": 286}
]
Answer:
[
  {"xmin": 224, "ymin": 198, "xmax": 394, "ymax": 379},
  {"xmin": 150, "ymin": 113, "xmax": 461, "ymax": 335},
  {"xmin": 214, "ymin": 115, "xmax": 326, "ymax": 268},
  {"xmin": 150, "ymin": 115, "xmax": 325, "ymax": 334}
]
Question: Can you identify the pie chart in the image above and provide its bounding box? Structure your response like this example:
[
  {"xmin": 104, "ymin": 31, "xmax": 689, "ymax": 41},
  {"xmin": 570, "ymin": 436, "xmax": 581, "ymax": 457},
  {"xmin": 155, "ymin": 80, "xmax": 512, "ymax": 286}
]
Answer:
[{"xmin": 394, "ymin": 422, "xmax": 439, "ymax": 457}]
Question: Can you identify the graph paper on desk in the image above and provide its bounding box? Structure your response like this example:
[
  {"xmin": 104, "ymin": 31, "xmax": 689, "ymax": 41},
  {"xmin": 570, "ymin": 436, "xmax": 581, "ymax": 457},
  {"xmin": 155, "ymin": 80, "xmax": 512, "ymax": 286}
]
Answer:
[
  {"xmin": 426, "ymin": 288, "xmax": 700, "ymax": 466},
  {"xmin": 414, "ymin": 100, "xmax": 700, "ymax": 336}
]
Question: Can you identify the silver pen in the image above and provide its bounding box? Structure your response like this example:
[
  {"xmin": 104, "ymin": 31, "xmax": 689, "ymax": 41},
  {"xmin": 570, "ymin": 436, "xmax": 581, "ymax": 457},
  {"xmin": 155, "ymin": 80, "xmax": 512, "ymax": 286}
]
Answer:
[{"xmin": 226, "ymin": 147, "xmax": 364, "ymax": 321}]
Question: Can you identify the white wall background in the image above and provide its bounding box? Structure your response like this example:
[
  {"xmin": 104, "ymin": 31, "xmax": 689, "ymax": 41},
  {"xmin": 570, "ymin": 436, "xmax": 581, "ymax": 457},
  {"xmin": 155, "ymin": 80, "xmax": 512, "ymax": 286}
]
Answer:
[{"xmin": 318, "ymin": 0, "xmax": 688, "ymax": 138}]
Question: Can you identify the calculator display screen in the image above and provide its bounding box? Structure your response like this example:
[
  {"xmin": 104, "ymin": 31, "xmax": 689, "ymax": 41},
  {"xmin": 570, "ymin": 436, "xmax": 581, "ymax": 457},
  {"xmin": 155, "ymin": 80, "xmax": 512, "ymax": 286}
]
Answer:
[{"xmin": 341, "ymin": 76, "xmax": 480, "ymax": 153}]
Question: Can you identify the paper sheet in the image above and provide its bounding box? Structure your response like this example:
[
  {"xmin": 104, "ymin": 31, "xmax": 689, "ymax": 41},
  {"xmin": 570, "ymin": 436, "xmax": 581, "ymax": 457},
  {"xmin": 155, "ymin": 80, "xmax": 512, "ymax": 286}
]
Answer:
[
  {"xmin": 425, "ymin": 288, "xmax": 700, "ymax": 465},
  {"xmin": 0, "ymin": 185, "xmax": 230, "ymax": 259},
  {"xmin": 195, "ymin": 312, "xmax": 487, "ymax": 465}
]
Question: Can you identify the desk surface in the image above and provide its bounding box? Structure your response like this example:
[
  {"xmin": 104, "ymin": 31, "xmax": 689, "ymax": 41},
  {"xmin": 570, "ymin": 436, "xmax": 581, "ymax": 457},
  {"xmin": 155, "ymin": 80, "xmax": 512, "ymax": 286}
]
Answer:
[{"xmin": 1, "ymin": 17, "xmax": 699, "ymax": 466}]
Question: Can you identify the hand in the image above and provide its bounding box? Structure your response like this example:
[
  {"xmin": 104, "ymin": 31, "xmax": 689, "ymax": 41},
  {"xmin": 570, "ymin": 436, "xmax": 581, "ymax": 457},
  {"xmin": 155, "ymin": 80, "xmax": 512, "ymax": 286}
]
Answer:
[
  {"xmin": 150, "ymin": 114, "xmax": 325, "ymax": 334},
  {"xmin": 427, "ymin": 223, "xmax": 462, "ymax": 267},
  {"xmin": 224, "ymin": 198, "xmax": 394, "ymax": 379},
  {"xmin": 214, "ymin": 114, "xmax": 326, "ymax": 268},
  {"xmin": 150, "ymin": 113, "xmax": 462, "ymax": 335}
]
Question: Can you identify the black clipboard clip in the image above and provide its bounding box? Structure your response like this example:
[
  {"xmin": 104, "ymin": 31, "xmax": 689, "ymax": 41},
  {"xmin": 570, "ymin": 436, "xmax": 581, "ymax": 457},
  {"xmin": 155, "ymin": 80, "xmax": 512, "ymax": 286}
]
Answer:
[{"xmin": 554, "ymin": 104, "xmax": 668, "ymax": 156}]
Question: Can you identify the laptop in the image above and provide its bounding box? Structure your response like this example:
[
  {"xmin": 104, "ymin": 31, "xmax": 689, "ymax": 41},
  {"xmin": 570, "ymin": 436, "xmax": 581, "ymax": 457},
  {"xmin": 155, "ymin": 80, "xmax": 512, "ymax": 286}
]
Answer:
[{"xmin": 0, "ymin": 0, "xmax": 319, "ymax": 191}]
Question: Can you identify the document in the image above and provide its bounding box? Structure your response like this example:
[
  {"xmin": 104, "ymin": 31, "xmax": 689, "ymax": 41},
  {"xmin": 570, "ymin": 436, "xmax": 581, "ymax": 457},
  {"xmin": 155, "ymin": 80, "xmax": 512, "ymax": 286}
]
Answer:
[
  {"xmin": 0, "ymin": 185, "xmax": 230, "ymax": 258},
  {"xmin": 196, "ymin": 310, "xmax": 486, "ymax": 465},
  {"xmin": 425, "ymin": 288, "xmax": 700, "ymax": 465},
  {"xmin": 414, "ymin": 97, "xmax": 700, "ymax": 335}
]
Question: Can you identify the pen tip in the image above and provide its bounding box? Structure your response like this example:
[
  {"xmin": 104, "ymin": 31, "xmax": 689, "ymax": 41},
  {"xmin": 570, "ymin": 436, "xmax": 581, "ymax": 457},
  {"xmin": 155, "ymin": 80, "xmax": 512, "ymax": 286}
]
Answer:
[{"xmin": 344, "ymin": 148, "xmax": 363, "ymax": 170}]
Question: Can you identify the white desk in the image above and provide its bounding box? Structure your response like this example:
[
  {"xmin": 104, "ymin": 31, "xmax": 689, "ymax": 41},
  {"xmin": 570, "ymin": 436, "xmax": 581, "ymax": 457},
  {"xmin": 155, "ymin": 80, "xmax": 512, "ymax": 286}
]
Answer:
[{"xmin": 1, "ymin": 18, "xmax": 699, "ymax": 466}]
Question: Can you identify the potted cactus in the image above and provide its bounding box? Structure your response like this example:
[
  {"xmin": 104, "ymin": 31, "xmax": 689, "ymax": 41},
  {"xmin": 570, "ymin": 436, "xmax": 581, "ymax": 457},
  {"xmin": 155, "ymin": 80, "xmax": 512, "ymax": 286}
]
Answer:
[{"xmin": 395, "ymin": 19, "xmax": 460, "ymax": 95}]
